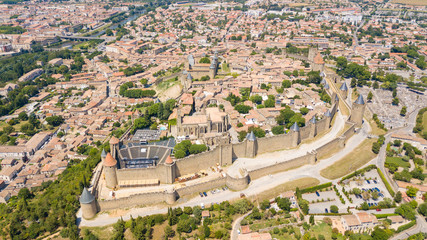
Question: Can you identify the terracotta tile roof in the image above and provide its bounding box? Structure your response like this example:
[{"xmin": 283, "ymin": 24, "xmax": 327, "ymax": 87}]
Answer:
[{"xmin": 104, "ymin": 153, "xmax": 117, "ymax": 167}]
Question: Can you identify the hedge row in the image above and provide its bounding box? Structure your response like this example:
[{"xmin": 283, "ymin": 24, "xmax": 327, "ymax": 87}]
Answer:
[
  {"xmin": 373, "ymin": 213, "xmax": 399, "ymax": 219},
  {"xmin": 300, "ymin": 182, "xmax": 332, "ymax": 194},
  {"xmin": 341, "ymin": 165, "xmax": 377, "ymax": 181},
  {"xmin": 309, "ymin": 213, "xmax": 350, "ymax": 216},
  {"xmin": 396, "ymin": 220, "xmax": 416, "ymax": 233},
  {"xmin": 377, "ymin": 168, "xmax": 395, "ymax": 197}
]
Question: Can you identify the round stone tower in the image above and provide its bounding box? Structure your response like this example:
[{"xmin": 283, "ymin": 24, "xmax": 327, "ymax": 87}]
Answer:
[
  {"xmin": 309, "ymin": 116, "xmax": 317, "ymax": 138},
  {"xmin": 80, "ymin": 187, "xmax": 97, "ymax": 219},
  {"xmin": 165, "ymin": 187, "xmax": 177, "ymax": 205},
  {"xmin": 290, "ymin": 122, "xmax": 301, "ymax": 147},
  {"xmin": 246, "ymin": 131, "xmax": 257, "ymax": 158},
  {"xmin": 109, "ymin": 136, "xmax": 120, "ymax": 159},
  {"xmin": 104, "ymin": 152, "xmax": 118, "ymax": 189},
  {"xmin": 165, "ymin": 155, "xmax": 176, "ymax": 184},
  {"xmin": 339, "ymin": 82, "xmax": 348, "ymax": 99},
  {"xmin": 349, "ymin": 95, "xmax": 366, "ymax": 127}
]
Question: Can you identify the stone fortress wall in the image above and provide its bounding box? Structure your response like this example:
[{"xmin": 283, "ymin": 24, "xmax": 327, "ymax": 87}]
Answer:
[
  {"xmin": 112, "ymin": 102, "xmax": 338, "ymax": 186},
  {"xmin": 82, "ymin": 80, "xmax": 367, "ymax": 217}
]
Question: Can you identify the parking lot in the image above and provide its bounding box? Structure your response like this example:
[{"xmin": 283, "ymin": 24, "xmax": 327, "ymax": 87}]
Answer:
[
  {"xmin": 304, "ymin": 170, "xmax": 394, "ymax": 214},
  {"xmin": 303, "ymin": 191, "xmax": 337, "ymax": 203},
  {"xmin": 198, "ymin": 186, "xmax": 228, "ymax": 198},
  {"xmin": 343, "ymin": 169, "xmax": 393, "ymax": 201},
  {"xmin": 308, "ymin": 200, "xmax": 348, "ymax": 214}
]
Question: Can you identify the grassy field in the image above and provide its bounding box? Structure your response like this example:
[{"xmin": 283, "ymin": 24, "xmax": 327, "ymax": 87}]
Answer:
[
  {"xmin": 423, "ymin": 111, "xmax": 427, "ymax": 133},
  {"xmin": 270, "ymin": 222, "xmax": 365, "ymax": 240},
  {"xmin": 386, "ymin": 156, "xmax": 410, "ymax": 168},
  {"xmin": 391, "ymin": 0, "xmax": 427, "ymax": 5},
  {"xmin": 320, "ymin": 138, "xmax": 377, "ymax": 180},
  {"xmin": 369, "ymin": 118, "xmax": 387, "ymax": 136},
  {"xmin": 0, "ymin": 120, "xmax": 29, "ymax": 132},
  {"xmin": 250, "ymin": 177, "xmax": 319, "ymax": 202},
  {"xmin": 156, "ymin": 77, "xmax": 178, "ymax": 91}
]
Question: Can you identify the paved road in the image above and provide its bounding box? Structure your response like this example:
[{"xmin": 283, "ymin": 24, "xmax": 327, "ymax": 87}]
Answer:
[
  {"xmin": 228, "ymin": 110, "xmax": 346, "ymax": 177},
  {"xmin": 78, "ymin": 117, "xmax": 370, "ymax": 227},
  {"xmin": 375, "ymin": 107, "xmax": 424, "ymax": 239},
  {"xmin": 79, "ymin": 66, "xmax": 376, "ymax": 227},
  {"xmin": 231, "ymin": 210, "xmax": 252, "ymax": 240},
  {"xmin": 390, "ymin": 215, "xmax": 427, "ymax": 240},
  {"xmin": 376, "ymin": 107, "xmax": 421, "ymax": 193}
]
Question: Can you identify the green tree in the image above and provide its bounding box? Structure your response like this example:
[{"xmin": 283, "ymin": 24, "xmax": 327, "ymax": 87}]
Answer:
[
  {"xmin": 406, "ymin": 186, "xmax": 418, "ymax": 198},
  {"xmin": 330, "ymin": 205, "xmax": 338, "ymax": 213},
  {"xmin": 189, "ymin": 144, "xmax": 207, "ymax": 155},
  {"xmin": 260, "ymin": 200, "xmax": 270, "ymax": 210},
  {"xmin": 282, "ymin": 80, "xmax": 291, "ymax": 88},
  {"xmin": 20, "ymin": 122, "xmax": 36, "ymax": 136},
  {"xmin": 392, "ymin": 97, "xmax": 399, "ymax": 106},
  {"xmin": 361, "ymin": 202, "xmax": 369, "ymax": 210},
  {"xmin": 250, "ymin": 95, "xmax": 262, "ymax": 104},
  {"xmin": 300, "ymin": 107, "xmax": 309, "ymax": 115},
  {"xmin": 371, "ymin": 228, "xmax": 389, "ymax": 240},
  {"xmin": 299, "ymin": 199, "xmax": 309, "ymax": 214},
  {"xmin": 234, "ymin": 104, "xmax": 251, "ymax": 114},
  {"xmin": 3, "ymin": 125, "xmax": 15, "ymax": 135},
  {"xmin": 276, "ymin": 108, "xmax": 295, "ymax": 125},
  {"xmin": 272, "ymin": 125, "xmax": 284, "ymax": 135},
  {"xmin": 400, "ymin": 106, "xmax": 407, "ymax": 116},
  {"xmin": 199, "ymin": 57, "xmax": 211, "ymax": 64},
  {"xmin": 140, "ymin": 78, "xmax": 148, "ymax": 86},
  {"xmin": 18, "ymin": 112, "xmax": 28, "ymax": 121},
  {"xmin": 264, "ymin": 97, "xmax": 275, "ymax": 108},
  {"xmin": 367, "ymin": 91, "xmax": 373, "ymax": 102},
  {"xmin": 164, "ymin": 225, "xmax": 175, "ymax": 238},
  {"xmin": 394, "ymin": 191, "xmax": 402, "ymax": 203},
  {"xmin": 418, "ymin": 203, "xmax": 427, "ymax": 217},
  {"xmin": 276, "ymin": 197, "xmax": 291, "ymax": 211},
  {"xmin": 45, "ymin": 115, "xmax": 64, "ymax": 126}
]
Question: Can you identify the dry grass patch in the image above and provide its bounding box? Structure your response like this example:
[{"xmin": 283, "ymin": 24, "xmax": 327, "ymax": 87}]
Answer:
[
  {"xmin": 81, "ymin": 225, "xmax": 115, "ymax": 240},
  {"xmin": 250, "ymin": 177, "xmax": 320, "ymax": 202},
  {"xmin": 392, "ymin": 0, "xmax": 427, "ymax": 5},
  {"xmin": 369, "ymin": 119, "xmax": 387, "ymax": 136},
  {"xmin": 320, "ymin": 138, "xmax": 377, "ymax": 180}
]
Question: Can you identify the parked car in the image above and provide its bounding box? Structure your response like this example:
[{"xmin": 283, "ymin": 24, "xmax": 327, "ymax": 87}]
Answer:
[
  {"xmin": 367, "ymin": 180, "xmax": 371, "ymax": 184},
  {"xmin": 316, "ymin": 191, "xmax": 320, "ymax": 197},
  {"xmin": 376, "ymin": 209, "xmax": 381, "ymax": 212},
  {"xmin": 203, "ymin": 192, "xmax": 207, "ymax": 197},
  {"xmin": 325, "ymin": 208, "xmax": 328, "ymax": 213},
  {"xmin": 199, "ymin": 192, "xmax": 204, "ymax": 197},
  {"xmin": 373, "ymin": 180, "xmax": 377, "ymax": 184}
]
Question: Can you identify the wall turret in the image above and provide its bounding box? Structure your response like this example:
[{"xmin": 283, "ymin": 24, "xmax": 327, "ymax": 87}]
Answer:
[
  {"xmin": 309, "ymin": 116, "xmax": 317, "ymax": 138},
  {"xmin": 104, "ymin": 152, "xmax": 118, "ymax": 189},
  {"xmin": 80, "ymin": 187, "xmax": 97, "ymax": 219},
  {"xmin": 109, "ymin": 136, "xmax": 119, "ymax": 160},
  {"xmin": 290, "ymin": 122, "xmax": 301, "ymax": 147},
  {"xmin": 339, "ymin": 82, "xmax": 348, "ymax": 99},
  {"xmin": 164, "ymin": 155, "xmax": 176, "ymax": 184},
  {"xmin": 246, "ymin": 131, "xmax": 257, "ymax": 158},
  {"xmin": 349, "ymin": 94, "xmax": 366, "ymax": 127}
]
